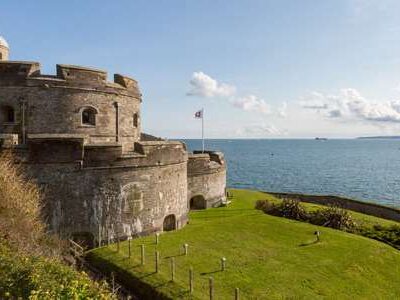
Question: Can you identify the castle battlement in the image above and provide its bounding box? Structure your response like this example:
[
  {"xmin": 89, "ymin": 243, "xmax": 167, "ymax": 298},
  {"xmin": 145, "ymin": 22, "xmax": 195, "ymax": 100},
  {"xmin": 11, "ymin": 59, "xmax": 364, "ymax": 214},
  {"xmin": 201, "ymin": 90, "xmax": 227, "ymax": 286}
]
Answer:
[
  {"xmin": 188, "ymin": 151, "xmax": 225, "ymax": 175},
  {"xmin": 17, "ymin": 134, "xmax": 188, "ymax": 169},
  {"xmin": 0, "ymin": 61, "xmax": 140, "ymax": 98}
]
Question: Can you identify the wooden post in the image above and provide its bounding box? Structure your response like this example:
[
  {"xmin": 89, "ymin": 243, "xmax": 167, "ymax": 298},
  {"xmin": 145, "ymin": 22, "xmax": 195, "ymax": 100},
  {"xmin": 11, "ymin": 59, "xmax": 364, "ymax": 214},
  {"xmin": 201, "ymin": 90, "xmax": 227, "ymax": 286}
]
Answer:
[
  {"xmin": 141, "ymin": 244, "xmax": 145, "ymax": 265},
  {"xmin": 209, "ymin": 277, "xmax": 214, "ymax": 300},
  {"xmin": 155, "ymin": 251, "xmax": 160, "ymax": 273},
  {"xmin": 116, "ymin": 235, "xmax": 120, "ymax": 252},
  {"xmin": 315, "ymin": 231, "xmax": 320, "ymax": 242},
  {"xmin": 189, "ymin": 267, "xmax": 194, "ymax": 295},
  {"xmin": 235, "ymin": 288, "xmax": 240, "ymax": 300},
  {"xmin": 111, "ymin": 272, "xmax": 115, "ymax": 293},
  {"xmin": 171, "ymin": 257, "xmax": 175, "ymax": 282},
  {"xmin": 128, "ymin": 238, "xmax": 131, "ymax": 258},
  {"xmin": 221, "ymin": 257, "xmax": 226, "ymax": 271},
  {"xmin": 156, "ymin": 233, "xmax": 160, "ymax": 245},
  {"xmin": 183, "ymin": 243, "xmax": 189, "ymax": 255}
]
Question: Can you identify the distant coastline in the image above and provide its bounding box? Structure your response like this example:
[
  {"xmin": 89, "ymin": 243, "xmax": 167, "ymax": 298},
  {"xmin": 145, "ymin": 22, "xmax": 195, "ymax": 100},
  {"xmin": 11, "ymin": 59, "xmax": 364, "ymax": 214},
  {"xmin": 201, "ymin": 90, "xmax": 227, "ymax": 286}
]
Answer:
[{"xmin": 357, "ymin": 136, "xmax": 400, "ymax": 140}]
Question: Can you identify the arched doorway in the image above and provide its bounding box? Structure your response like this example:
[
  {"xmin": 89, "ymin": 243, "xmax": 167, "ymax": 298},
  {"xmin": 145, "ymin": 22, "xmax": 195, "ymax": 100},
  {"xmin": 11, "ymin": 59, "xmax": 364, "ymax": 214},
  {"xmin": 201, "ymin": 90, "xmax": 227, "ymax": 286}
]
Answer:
[
  {"xmin": 190, "ymin": 195, "xmax": 206, "ymax": 210},
  {"xmin": 163, "ymin": 214, "xmax": 176, "ymax": 231}
]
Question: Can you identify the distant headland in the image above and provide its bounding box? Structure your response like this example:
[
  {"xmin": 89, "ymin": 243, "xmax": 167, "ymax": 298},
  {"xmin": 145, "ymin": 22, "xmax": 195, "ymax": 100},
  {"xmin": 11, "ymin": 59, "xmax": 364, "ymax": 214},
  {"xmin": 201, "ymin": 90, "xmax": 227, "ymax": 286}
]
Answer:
[{"xmin": 357, "ymin": 136, "xmax": 400, "ymax": 139}]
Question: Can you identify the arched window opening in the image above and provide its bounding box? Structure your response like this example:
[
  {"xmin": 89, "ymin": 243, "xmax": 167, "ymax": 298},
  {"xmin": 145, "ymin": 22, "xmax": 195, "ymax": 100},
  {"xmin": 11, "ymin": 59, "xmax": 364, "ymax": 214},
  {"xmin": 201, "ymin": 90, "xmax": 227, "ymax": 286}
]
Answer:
[
  {"xmin": 1, "ymin": 106, "xmax": 15, "ymax": 123},
  {"xmin": 133, "ymin": 113, "xmax": 139, "ymax": 127},
  {"xmin": 81, "ymin": 107, "xmax": 97, "ymax": 126}
]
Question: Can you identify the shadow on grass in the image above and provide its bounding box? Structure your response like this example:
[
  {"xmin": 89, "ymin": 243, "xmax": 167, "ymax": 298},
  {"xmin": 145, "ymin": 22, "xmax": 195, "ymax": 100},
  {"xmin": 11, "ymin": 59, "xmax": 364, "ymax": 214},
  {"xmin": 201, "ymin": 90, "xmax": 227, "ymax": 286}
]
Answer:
[
  {"xmin": 163, "ymin": 253, "xmax": 185, "ymax": 259},
  {"xmin": 200, "ymin": 269, "xmax": 223, "ymax": 275},
  {"xmin": 299, "ymin": 240, "xmax": 319, "ymax": 247},
  {"xmin": 137, "ymin": 271, "xmax": 157, "ymax": 279},
  {"xmin": 192, "ymin": 211, "xmax": 261, "ymax": 220}
]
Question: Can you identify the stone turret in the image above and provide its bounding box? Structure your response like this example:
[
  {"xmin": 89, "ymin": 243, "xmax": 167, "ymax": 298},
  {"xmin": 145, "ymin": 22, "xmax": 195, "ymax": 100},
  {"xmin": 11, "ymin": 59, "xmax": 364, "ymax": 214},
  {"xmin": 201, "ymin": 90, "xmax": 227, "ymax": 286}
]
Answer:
[{"xmin": 0, "ymin": 36, "xmax": 9, "ymax": 61}]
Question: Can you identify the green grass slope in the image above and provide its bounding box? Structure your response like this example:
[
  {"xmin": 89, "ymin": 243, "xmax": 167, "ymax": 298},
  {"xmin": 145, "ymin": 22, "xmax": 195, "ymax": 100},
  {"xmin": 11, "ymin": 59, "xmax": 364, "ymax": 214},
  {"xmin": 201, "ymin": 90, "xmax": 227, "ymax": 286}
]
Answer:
[{"xmin": 87, "ymin": 189, "xmax": 400, "ymax": 299}]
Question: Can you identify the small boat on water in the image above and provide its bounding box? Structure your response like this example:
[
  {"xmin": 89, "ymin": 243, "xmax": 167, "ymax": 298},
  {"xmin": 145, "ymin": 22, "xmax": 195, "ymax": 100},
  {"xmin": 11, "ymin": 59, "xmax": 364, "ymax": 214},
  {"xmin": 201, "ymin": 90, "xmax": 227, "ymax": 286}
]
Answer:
[{"xmin": 315, "ymin": 137, "xmax": 328, "ymax": 141}]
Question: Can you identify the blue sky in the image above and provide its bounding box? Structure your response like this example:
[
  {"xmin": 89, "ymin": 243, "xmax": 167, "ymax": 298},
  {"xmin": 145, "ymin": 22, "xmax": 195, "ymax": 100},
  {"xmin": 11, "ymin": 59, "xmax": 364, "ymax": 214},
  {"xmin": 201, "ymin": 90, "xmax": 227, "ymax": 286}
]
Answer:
[{"xmin": 2, "ymin": 0, "xmax": 400, "ymax": 138}]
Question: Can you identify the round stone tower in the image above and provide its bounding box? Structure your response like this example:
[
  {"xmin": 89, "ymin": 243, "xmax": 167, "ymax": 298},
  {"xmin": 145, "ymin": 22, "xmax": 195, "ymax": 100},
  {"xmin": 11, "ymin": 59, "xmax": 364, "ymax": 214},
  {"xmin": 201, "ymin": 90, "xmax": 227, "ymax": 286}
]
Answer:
[
  {"xmin": 0, "ymin": 41, "xmax": 226, "ymax": 247},
  {"xmin": 0, "ymin": 36, "xmax": 9, "ymax": 61}
]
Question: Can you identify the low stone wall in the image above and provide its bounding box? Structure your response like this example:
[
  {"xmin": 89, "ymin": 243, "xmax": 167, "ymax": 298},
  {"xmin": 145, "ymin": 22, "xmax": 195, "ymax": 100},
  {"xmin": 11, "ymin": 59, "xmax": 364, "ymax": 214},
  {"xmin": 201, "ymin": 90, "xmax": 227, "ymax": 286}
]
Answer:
[{"xmin": 265, "ymin": 191, "xmax": 400, "ymax": 222}]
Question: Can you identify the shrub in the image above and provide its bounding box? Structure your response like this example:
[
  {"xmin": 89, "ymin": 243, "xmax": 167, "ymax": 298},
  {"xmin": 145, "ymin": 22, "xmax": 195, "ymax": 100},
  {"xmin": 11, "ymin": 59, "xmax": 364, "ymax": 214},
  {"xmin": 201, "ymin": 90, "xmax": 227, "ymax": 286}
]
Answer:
[
  {"xmin": 359, "ymin": 224, "xmax": 400, "ymax": 250},
  {"xmin": 0, "ymin": 152, "xmax": 61, "ymax": 256},
  {"xmin": 0, "ymin": 242, "xmax": 115, "ymax": 299},
  {"xmin": 255, "ymin": 199, "xmax": 275, "ymax": 213},
  {"xmin": 276, "ymin": 198, "xmax": 308, "ymax": 221},
  {"xmin": 256, "ymin": 195, "xmax": 400, "ymax": 251},
  {"xmin": 255, "ymin": 198, "xmax": 308, "ymax": 221},
  {"xmin": 0, "ymin": 154, "xmax": 115, "ymax": 299},
  {"xmin": 310, "ymin": 206, "xmax": 356, "ymax": 231}
]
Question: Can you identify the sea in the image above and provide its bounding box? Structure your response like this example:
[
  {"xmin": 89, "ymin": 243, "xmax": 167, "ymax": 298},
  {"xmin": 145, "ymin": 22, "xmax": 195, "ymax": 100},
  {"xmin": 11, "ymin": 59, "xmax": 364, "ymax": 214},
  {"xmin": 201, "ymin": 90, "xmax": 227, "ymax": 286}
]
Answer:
[{"xmin": 182, "ymin": 139, "xmax": 400, "ymax": 208}]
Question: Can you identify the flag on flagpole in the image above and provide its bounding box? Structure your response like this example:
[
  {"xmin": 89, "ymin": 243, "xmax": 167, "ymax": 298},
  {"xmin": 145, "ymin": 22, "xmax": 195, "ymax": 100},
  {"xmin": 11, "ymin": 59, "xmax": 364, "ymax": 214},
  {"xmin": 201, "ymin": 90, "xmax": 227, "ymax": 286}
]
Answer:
[
  {"xmin": 194, "ymin": 109, "xmax": 205, "ymax": 152},
  {"xmin": 194, "ymin": 109, "xmax": 203, "ymax": 119}
]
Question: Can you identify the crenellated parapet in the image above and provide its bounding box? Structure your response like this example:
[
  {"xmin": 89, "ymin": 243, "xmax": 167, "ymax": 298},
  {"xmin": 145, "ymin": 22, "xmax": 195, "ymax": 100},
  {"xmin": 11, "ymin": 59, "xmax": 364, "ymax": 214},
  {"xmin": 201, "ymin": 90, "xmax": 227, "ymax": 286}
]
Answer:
[
  {"xmin": 0, "ymin": 61, "xmax": 40, "ymax": 85},
  {"xmin": 188, "ymin": 151, "xmax": 226, "ymax": 176},
  {"xmin": 5, "ymin": 135, "xmax": 188, "ymax": 170},
  {"xmin": 83, "ymin": 141, "xmax": 188, "ymax": 168},
  {"xmin": 0, "ymin": 61, "xmax": 142, "ymax": 153},
  {"xmin": 0, "ymin": 61, "xmax": 141, "ymax": 98}
]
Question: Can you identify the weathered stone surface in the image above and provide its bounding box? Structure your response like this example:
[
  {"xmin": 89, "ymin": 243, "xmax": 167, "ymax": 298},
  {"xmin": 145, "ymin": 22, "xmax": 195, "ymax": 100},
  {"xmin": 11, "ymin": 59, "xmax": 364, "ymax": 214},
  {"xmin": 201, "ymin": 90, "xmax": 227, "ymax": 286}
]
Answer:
[
  {"xmin": 188, "ymin": 151, "xmax": 227, "ymax": 208},
  {"xmin": 0, "ymin": 57, "xmax": 226, "ymax": 246}
]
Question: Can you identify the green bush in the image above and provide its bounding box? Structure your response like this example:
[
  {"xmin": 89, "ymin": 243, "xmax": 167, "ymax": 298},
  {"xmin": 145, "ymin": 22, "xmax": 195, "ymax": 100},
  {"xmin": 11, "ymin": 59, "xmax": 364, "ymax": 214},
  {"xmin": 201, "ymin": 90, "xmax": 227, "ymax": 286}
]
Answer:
[
  {"xmin": 255, "ymin": 199, "xmax": 356, "ymax": 231},
  {"xmin": 0, "ymin": 154, "xmax": 115, "ymax": 299},
  {"xmin": 310, "ymin": 206, "xmax": 357, "ymax": 231},
  {"xmin": 255, "ymin": 198, "xmax": 308, "ymax": 221},
  {"xmin": 255, "ymin": 199, "xmax": 275, "ymax": 212},
  {"xmin": 278, "ymin": 198, "xmax": 309, "ymax": 221},
  {"xmin": 359, "ymin": 225, "xmax": 400, "ymax": 250},
  {"xmin": 0, "ymin": 241, "xmax": 115, "ymax": 299}
]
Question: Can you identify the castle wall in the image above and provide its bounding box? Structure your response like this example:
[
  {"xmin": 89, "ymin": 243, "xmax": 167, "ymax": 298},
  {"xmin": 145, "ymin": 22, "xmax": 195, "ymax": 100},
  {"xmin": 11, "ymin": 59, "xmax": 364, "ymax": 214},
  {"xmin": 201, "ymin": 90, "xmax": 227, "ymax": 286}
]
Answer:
[
  {"xmin": 187, "ymin": 151, "xmax": 227, "ymax": 208},
  {"xmin": 24, "ymin": 140, "xmax": 189, "ymax": 245}
]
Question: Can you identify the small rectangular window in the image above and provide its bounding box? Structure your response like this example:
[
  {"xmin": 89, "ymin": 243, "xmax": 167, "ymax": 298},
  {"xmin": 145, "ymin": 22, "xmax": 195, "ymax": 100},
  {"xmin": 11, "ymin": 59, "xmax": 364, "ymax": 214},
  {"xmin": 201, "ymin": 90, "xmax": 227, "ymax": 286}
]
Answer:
[{"xmin": 1, "ymin": 106, "xmax": 15, "ymax": 123}]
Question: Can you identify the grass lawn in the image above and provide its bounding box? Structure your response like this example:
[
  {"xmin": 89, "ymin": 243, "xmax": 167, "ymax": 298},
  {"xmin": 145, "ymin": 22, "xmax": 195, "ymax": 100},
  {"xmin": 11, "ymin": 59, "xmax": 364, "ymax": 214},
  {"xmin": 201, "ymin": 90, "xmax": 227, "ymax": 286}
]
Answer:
[{"xmin": 87, "ymin": 189, "xmax": 400, "ymax": 299}]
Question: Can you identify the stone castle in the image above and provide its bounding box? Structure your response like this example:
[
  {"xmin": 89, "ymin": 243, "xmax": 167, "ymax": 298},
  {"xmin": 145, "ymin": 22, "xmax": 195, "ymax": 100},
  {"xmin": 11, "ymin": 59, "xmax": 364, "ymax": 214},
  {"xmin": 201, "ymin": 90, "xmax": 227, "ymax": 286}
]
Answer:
[{"xmin": 0, "ymin": 37, "xmax": 226, "ymax": 246}]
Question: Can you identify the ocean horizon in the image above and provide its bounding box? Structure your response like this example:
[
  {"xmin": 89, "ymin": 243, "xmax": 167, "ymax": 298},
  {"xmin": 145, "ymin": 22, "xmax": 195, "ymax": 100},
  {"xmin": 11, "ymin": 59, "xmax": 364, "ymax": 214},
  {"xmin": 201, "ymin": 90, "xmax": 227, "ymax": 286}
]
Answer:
[{"xmin": 182, "ymin": 138, "xmax": 400, "ymax": 208}]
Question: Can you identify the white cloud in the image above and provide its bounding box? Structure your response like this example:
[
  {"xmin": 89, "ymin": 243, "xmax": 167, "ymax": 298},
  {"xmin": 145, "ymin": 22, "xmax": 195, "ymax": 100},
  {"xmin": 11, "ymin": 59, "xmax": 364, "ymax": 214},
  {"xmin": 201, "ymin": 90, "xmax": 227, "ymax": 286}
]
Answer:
[
  {"xmin": 301, "ymin": 88, "xmax": 400, "ymax": 123},
  {"xmin": 187, "ymin": 71, "xmax": 288, "ymax": 117},
  {"xmin": 232, "ymin": 95, "xmax": 270, "ymax": 115},
  {"xmin": 236, "ymin": 123, "xmax": 286, "ymax": 137},
  {"xmin": 187, "ymin": 71, "xmax": 236, "ymax": 98},
  {"xmin": 277, "ymin": 102, "xmax": 288, "ymax": 118}
]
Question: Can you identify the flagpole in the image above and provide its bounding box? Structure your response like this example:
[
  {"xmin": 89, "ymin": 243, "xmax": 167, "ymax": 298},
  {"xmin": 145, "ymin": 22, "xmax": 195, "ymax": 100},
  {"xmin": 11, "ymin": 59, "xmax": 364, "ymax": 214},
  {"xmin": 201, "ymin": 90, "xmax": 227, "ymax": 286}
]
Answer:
[{"xmin": 202, "ymin": 108, "xmax": 205, "ymax": 153}]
